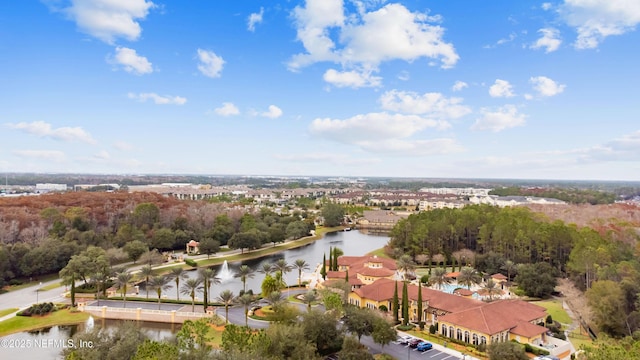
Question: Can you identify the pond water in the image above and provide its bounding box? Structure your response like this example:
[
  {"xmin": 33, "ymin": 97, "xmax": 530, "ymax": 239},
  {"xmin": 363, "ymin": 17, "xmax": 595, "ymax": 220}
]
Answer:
[
  {"xmin": 0, "ymin": 317, "xmax": 179, "ymax": 360},
  {"xmin": 141, "ymin": 229, "xmax": 390, "ymax": 300}
]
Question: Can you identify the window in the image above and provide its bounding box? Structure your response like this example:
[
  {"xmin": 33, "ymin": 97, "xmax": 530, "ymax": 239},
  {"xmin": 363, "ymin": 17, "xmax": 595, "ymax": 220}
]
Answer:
[
  {"xmin": 457, "ymin": 329, "xmax": 462, "ymax": 341},
  {"xmin": 441, "ymin": 325, "xmax": 447, "ymax": 337},
  {"xmin": 472, "ymin": 334, "xmax": 478, "ymax": 346},
  {"xmin": 481, "ymin": 336, "xmax": 487, "ymax": 345},
  {"xmin": 464, "ymin": 331, "xmax": 470, "ymax": 343},
  {"xmin": 449, "ymin": 327, "xmax": 454, "ymax": 338}
]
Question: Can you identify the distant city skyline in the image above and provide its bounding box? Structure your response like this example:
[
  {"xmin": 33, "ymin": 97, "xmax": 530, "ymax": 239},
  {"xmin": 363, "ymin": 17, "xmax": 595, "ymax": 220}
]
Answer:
[{"xmin": 1, "ymin": 1, "xmax": 639, "ymax": 180}]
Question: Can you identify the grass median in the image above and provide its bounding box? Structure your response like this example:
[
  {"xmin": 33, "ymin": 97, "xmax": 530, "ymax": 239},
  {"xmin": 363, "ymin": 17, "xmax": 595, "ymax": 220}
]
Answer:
[{"xmin": 0, "ymin": 308, "xmax": 89, "ymax": 337}]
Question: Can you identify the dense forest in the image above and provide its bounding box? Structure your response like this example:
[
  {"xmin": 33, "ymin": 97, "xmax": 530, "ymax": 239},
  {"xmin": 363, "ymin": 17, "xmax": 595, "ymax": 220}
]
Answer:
[
  {"xmin": 0, "ymin": 192, "xmax": 316, "ymax": 288},
  {"xmin": 489, "ymin": 186, "xmax": 617, "ymax": 204},
  {"xmin": 388, "ymin": 204, "xmax": 640, "ymax": 338}
]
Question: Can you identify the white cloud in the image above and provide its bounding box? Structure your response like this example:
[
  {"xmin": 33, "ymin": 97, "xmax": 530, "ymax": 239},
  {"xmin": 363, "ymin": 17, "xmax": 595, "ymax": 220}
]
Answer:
[
  {"xmin": 542, "ymin": 3, "xmax": 553, "ymax": 11},
  {"xmin": 560, "ymin": 0, "xmax": 640, "ymax": 49},
  {"xmin": 310, "ymin": 112, "xmax": 445, "ymax": 143},
  {"xmin": 62, "ymin": 0, "xmax": 155, "ymax": 44},
  {"xmin": 530, "ymin": 28, "xmax": 562, "ymax": 53},
  {"xmin": 197, "ymin": 49, "xmax": 224, "ymax": 78},
  {"xmin": 110, "ymin": 47, "xmax": 153, "ymax": 75},
  {"xmin": 7, "ymin": 121, "xmax": 96, "ymax": 144},
  {"xmin": 12, "ymin": 150, "xmax": 66, "ymax": 162},
  {"xmin": 247, "ymin": 7, "xmax": 264, "ymax": 32},
  {"xmin": 128, "ymin": 92, "xmax": 187, "ymax": 105},
  {"xmin": 485, "ymin": 32, "xmax": 517, "ymax": 48},
  {"xmin": 397, "ymin": 71, "xmax": 410, "ymax": 81},
  {"xmin": 275, "ymin": 152, "xmax": 381, "ymax": 166},
  {"xmin": 357, "ymin": 138, "xmax": 464, "ymax": 156},
  {"xmin": 323, "ymin": 68, "xmax": 382, "ymax": 88},
  {"xmin": 214, "ymin": 102, "xmax": 240, "ymax": 116},
  {"xmin": 113, "ymin": 141, "xmax": 133, "ymax": 151},
  {"xmin": 582, "ymin": 130, "xmax": 640, "ymax": 161},
  {"xmin": 261, "ymin": 105, "xmax": 283, "ymax": 119},
  {"xmin": 289, "ymin": 1, "xmax": 458, "ymax": 84},
  {"xmin": 379, "ymin": 90, "xmax": 471, "ymax": 119},
  {"xmin": 471, "ymin": 105, "xmax": 526, "ymax": 132},
  {"xmin": 94, "ymin": 150, "xmax": 111, "ymax": 160},
  {"xmin": 489, "ymin": 79, "xmax": 515, "ymax": 98},
  {"xmin": 452, "ymin": 81, "xmax": 468, "ymax": 92},
  {"xmin": 530, "ymin": 76, "xmax": 566, "ymax": 97}
]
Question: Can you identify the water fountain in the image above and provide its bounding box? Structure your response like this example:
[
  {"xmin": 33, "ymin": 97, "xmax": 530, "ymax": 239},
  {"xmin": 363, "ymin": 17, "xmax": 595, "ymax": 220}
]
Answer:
[
  {"xmin": 217, "ymin": 260, "xmax": 234, "ymax": 282},
  {"xmin": 85, "ymin": 316, "xmax": 94, "ymax": 331}
]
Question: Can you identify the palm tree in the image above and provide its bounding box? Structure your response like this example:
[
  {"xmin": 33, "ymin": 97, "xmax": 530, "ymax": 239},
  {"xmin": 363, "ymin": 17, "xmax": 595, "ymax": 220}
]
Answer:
[
  {"xmin": 217, "ymin": 289, "xmax": 235, "ymax": 324},
  {"xmin": 235, "ymin": 265, "xmax": 255, "ymax": 293},
  {"xmin": 181, "ymin": 278, "xmax": 203, "ymax": 312},
  {"xmin": 292, "ymin": 259, "xmax": 310, "ymax": 287},
  {"xmin": 235, "ymin": 293, "xmax": 256, "ymax": 327},
  {"xmin": 199, "ymin": 268, "xmax": 221, "ymax": 312},
  {"xmin": 301, "ymin": 290, "xmax": 318, "ymax": 311},
  {"xmin": 483, "ymin": 278, "xmax": 501, "ymax": 301},
  {"xmin": 258, "ymin": 262, "xmax": 273, "ymax": 276},
  {"xmin": 457, "ymin": 267, "xmax": 481, "ymax": 290},
  {"xmin": 169, "ymin": 267, "xmax": 188, "ymax": 301},
  {"xmin": 264, "ymin": 291, "xmax": 285, "ymax": 308},
  {"xmin": 139, "ymin": 265, "xmax": 154, "ymax": 299},
  {"xmin": 429, "ymin": 267, "xmax": 452, "ymax": 290},
  {"xmin": 396, "ymin": 255, "xmax": 416, "ymax": 281},
  {"xmin": 502, "ymin": 260, "xmax": 517, "ymax": 281},
  {"xmin": 115, "ymin": 271, "xmax": 133, "ymax": 308},
  {"xmin": 272, "ymin": 259, "xmax": 292, "ymax": 290},
  {"xmin": 148, "ymin": 275, "xmax": 172, "ymax": 309}
]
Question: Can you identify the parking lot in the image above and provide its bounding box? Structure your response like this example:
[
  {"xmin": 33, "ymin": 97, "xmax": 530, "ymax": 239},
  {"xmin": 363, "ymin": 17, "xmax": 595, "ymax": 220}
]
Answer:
[{"xmin": 357, "ymin": 334, "xmax": 468, "ymax": 360}]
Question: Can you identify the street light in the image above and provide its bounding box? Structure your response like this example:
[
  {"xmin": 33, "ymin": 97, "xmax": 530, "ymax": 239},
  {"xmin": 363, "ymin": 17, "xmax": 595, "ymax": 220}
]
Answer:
[{"xmin": 36, "ymin": 282, "xmax": 42, "ymax": 304}]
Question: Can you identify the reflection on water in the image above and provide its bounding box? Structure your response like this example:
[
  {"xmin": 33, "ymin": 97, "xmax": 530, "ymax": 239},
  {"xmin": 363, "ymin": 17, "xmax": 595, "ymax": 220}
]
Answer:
[{"xmin": 0, "ymin": 319, "xmax": 181, "ymax": 360}]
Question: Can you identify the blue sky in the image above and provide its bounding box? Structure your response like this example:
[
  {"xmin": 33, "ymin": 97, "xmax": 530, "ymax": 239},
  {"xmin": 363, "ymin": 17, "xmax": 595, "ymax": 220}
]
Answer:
[{"xmin": 1, "ymin": 0, "xmax": 639, "ymax": 180}]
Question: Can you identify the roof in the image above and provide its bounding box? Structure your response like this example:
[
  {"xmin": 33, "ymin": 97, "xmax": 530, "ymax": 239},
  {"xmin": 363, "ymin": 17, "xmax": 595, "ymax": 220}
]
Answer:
[
  {"xmin": 358, "ymin": 267, "xmax": 395, "ymax": 277},
  {"xmin": 439, "ymin": 299, "xmax": 547, "ymax": 335},
  {"xmin": 187, "ymin": 240, "xmax": 199, "ymax": 246},
  {"xmin": 445, "ymin": 271, "xmax": 460, "ymax": 278},
  {"xmin": 453, "ymin": 288, "xmax": 474, "ymax": 296},
  {"xmin": 491, "ymin": 273, "xmax": 508, "ymax": 280},
  {"xmin": 338, "ymin": 255, "xmax": 398, "ymax": 271},
  {"xmin": 353, "ymin": 278, "xmax": 483, "ymax": 313},
  {"xmin": 511, "ymin": 322, "xmax": 548, "ymax": 338}
]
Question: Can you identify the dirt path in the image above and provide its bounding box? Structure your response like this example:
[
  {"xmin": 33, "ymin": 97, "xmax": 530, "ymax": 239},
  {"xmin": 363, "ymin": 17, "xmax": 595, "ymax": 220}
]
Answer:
[{"xmin": 557, "ymin": 278, "xmax": 592, "ymax": 325}]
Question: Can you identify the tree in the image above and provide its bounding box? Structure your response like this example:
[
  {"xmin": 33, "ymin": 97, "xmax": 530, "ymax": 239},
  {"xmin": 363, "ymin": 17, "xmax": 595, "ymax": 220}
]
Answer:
[
  {"xmin": 272, "ymin": 259, "xmax": 292, "ymax": 290},
  {"xmin": 430, "ymin": 267, "xmax": 452, "ymax": 290},
  {"xmin": 345, "ymin": 307, "xmax": 376, "ymax": 341},
  {"xmin": 322, "ymin": 203, "xmax": 345, "ymax": 227},
  {"xmin": 133, "ymin": 339, "xmax": 179, "ymax": 360},
  {"xmin": 123, "ymin": 240, "xmax": 148, "ymax": 263},
  {"xmin": 228, "ymin": 231, "xmax": 261, "ymax": 254},
  {"xmin": 199, "ymin": 238, "xmax": 220, "ymax": 259},
  {"xmin": 150, "ymin": 228, "xmax": 175, "ymax": 251},
  {"xmin": 401, "ymin": 280, "xmax": 409, "ymax": 326},
  {"xmin": 261, "ymin": 274, "xmax": 279, "ymax": 296},
  {"xmin": 177, "ymin": 318, "xmax": 211, "ymax": 357},
  {"xmin": 392, "ymin": 280, "xmax": 399, "ymax": 323},
  {"xmin": 321, "ymin": 290, "xmax": 343, "ymax": 314},
  {"xmin": 483, "ymin": 278, "xmax": 501, "ymax": 301},
  {"xmin": 138, "ymin": 249, "xmax": 164, "ymax": 265},
  {"xmin": 417, "ymin": 281, "xmax": 423, "ymax": 329},
  {"xmin": 217, "ymin": 289, "xmax": 235, "ymax": 324},
  {"xmin": 235, "ymin": 264, "xmax": 255, "ymax": 293},
  {"xmin": 320, "ymin": 253, "xmax": 327, "ymax": 280},
  {"xmin": 301, "ymin": 309, "xmax": 344, "ymax": 356},
  {"xmin": 221, "ymin": 324, "xmax": 257, "ymax": 354},
  {"xmin": 139, "ymin": 265, "xmax": 154, "ymax": 299},
  {"xmin": 235, "ymin": 293, "xmax": 256, "ymax": 327},
  {"xmin": 199, "ymin": 268, "xmax": 220, "ymax": 312},
  {"xmin": 265, "ymin": 291, "xmax": 285, "ymax": 308},
  {"xmin": 293, "ymin": 259, "xmax": 310, "ymax": 286},
  {"xmin": 181, "ymin": 278, "xmax": 203, "ymax": 312},
  {"xmin": 301, "ymin": 290, "xmax": 318, "ymax": 311},
  {"xmin": 132, "ymin": 202, "xmax": 160, "ymax": 230},
  {"xmin": 487, "ymin": 341, "xmax": 528, "ymax": 360},
  {"xmin": 396, "ymin": 254, "xmax": 416, "ymax": 280},
  {"xmin": 148, "ymin": 275, "xmax": 171, "ymax": 310},
  {"xmin": 258, "ymin": 262, "xmax": 273, "ymax": 276},
  {"xmin": 502, "ymin": 259, "xmax": 517, "ymax": 281},
  {"xmin": 115, "ymin": 271, "xmax": 133, "ymax": 308},
  {"xmin": 169, "ymin": 267, "xmax": 187, "ymax": 301},
  {"xmin": 338, "ymin": 336, "xmax": 374, "ymax": 360},
  {"xmin": 372, "ymin": 316, "xmax": 397, "ymax": 351},
  {"xmin": 587, "ymin": 280, "xmax": 629, "ymax": 336},
  {"xmin": 458, "ymin": 267, "xmax": 481, "ymax": 290},
  {"xmin": 285, "ymin": 220, "xmax": 309, "ymax": 239},
  {"xmin": 515, "ymin": 262, "xmax": 558, "ymax": 298}
]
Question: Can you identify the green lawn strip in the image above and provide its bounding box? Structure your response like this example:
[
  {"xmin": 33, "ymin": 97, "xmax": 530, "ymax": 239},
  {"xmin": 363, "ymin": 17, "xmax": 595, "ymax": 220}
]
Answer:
[
  {"xmin": 568, "ymin": 326, "xmax": 593, "ymax": 350},
  {"xmin": 0, "ymin": 308, "xmax": 19, "ymax": 317},
  {"xmin": 0, "ymin": 309, "xmax": 89, "ymax": 337},
  {"xmin": 3, "ymin": 274, "xmax": 61, "ymax": 292},
  {"xmin": 531, "ymin": 300, "xmax": 572, "ymax": 325},
  {"xmin": 39, "ymin": 282, "xmax": 63, "ymax": 291},
  {"xmin": 206, "ymin": 325, "xmax": 224, "ymax": 349},
  {"xmin": 366, "ymin": 247, "xmax": 390, "ymax": 258}
]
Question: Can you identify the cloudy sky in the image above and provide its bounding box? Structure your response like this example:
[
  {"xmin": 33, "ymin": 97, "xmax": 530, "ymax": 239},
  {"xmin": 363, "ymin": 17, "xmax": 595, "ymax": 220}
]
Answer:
[{"xmin": 1, "ymin": 0, "xmax": 639, "ymax": 180}]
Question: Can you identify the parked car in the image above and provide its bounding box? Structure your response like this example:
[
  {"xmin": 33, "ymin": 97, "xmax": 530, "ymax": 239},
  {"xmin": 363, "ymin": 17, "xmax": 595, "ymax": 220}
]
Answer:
[
  {"xmin": 397, "ymin": 335, "xmax": 413, "ymax": 345},
  {"xmin": 408, "ymin": 338, "xmax": 422, "ymax": 348},
  {"xmin": 416, "ymin": 342, "xmax": 433, "ymax": 351}
]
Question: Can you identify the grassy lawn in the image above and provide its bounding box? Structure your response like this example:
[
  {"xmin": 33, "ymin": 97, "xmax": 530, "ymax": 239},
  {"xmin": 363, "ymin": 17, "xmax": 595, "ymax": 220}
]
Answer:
[
  {"xmin": 206, "ymin": 324, "xmax": 225, "ymax": 349},
  {"xmin": 2, "ymin": 274, "xmax": 60, "ymax": 292},
  {"xmin": 0, "ymin": 308, "xmax": 89, "ymax": 337},
  {"xmin": 39, "ymin": 282, "xmax": 63, "ymax": 291},
  {"xmin": 532, "ymin": 299, "xmax": 572, "ymax": 325},
  {"xmin": 366, "ymin": 247, "xmax": 390, "ymax": 258},
  {"xmin": 568, "ymin": 326, "xmax": 593, "ymax": 351},
  {"xmin": 0, "ymin": 308, "xmax": 19, "ymax": 317}
]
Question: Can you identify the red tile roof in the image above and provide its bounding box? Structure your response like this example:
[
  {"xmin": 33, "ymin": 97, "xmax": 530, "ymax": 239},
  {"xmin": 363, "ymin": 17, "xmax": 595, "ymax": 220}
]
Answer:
[
  {"xmin": 511, "ymin": 322, "xmax": 548, "ymax": 338},
  {"xmin": 491, "ymin": 273, "xmax": 508, "ymax": 280}
]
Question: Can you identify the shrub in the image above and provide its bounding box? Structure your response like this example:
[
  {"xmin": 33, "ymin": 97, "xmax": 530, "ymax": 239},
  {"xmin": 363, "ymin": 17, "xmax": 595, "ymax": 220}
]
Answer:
[
  {"xmin": 429, "ymin": 324, "xmax": 437, "ymax": 334},
  {"xmin": 546, "ymin": 315, "xmax": 553, "ymax": 324},
  {"xmin": 420, "ymin": 275, "xmax": 430, "ymax": 284},
  {"xmin": 378, "ymin": 304, "xmax": 388, "ymax": 312},
  {"xmin": 184, "ymin": 259, "xmax": 198, "ymax": 267},
  {"xmin": 9, "ymin": 279, "xmax": 23, "ymax": 286},
  {"xmin": 397, "ymin": 324, "xmax": 414, "ymax": 331}
]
